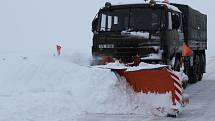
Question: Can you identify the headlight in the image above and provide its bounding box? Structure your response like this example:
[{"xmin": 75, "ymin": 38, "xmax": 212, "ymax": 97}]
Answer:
[{"xmin": 99, "ymin": 44, "xmax": 114, "ymax": 49}]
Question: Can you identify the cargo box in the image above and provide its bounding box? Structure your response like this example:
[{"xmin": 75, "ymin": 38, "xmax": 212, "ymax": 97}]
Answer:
[{"xmin": 171, "ymin": 3, "xmax": 207, "ymax": 50}]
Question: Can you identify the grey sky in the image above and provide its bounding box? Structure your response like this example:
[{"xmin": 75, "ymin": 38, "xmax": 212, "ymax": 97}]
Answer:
[{"xmin": 0, "ymin": 0, "xmax": 213, "ymax": 56}]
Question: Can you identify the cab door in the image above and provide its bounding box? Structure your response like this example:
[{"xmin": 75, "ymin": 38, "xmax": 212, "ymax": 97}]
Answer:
[{"xmin": 162, "ymin": 11, "xmax": 184, "ymax": 60}]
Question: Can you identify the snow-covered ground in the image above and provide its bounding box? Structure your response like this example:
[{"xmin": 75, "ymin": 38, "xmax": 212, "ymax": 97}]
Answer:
[{"xmin": 0, "ymin": 50, "xmax": 215, "ymax": 121}]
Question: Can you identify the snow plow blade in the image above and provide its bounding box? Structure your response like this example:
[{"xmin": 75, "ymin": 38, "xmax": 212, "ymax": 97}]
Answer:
[
  {"xmin": 114, "ymin": 67, "xmax": 181, "ymax": 94},
  {"xmin": 111, "ymin": 66, "xmax": 188, "ymax": 117}
]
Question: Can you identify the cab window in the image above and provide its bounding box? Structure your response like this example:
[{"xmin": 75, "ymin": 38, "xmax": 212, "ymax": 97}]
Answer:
[{"xmin": 168, "ymin": 12, "xmax": 182, "ymax": 31}]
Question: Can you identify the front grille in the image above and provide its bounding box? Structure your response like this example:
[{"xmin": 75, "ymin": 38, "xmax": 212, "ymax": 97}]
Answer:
[
  {"xmin": 93, "ymin": 34, "xmax": 161, "ymax": 62},
  {"xmin": 115, "ymin": 48, "xmax": 138, "ymax": 62}
]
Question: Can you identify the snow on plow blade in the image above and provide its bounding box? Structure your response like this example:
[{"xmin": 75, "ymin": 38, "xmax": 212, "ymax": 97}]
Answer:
[
  {"xmin": 111, "ymin": 66, "xmax": 189, "ymax": 117},
  {"xmin": 114, "ymin": 67, "xmax": 180, "ymax": 93}
]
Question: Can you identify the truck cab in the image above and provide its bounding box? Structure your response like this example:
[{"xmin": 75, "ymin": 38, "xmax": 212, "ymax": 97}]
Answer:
[{"xmin": 92, "ymin": 2, "xmax": 183, "ymax": 64}]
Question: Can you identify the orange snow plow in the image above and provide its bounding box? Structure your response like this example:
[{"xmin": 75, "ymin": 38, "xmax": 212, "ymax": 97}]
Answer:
[
  {"xmin": 108, "ymin": 65, "xmax": 189, "ymax": 117},
  {"xmin": 93, "ymin": 56, "xmax": 189, "ymax": 116}
]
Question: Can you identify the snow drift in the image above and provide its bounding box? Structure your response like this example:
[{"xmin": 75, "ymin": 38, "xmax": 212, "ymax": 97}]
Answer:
[{"xmin": 0, "ymin": 52, "xmax": 180, "ymax": 120}]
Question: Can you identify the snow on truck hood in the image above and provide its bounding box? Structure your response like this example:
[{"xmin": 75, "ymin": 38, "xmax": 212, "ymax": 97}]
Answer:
[{"xmin": 121, "ymin": 31, "xmax": 150, "ymax": 38}]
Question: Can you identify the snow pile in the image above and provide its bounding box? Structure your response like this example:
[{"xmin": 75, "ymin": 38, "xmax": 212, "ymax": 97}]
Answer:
[
  {"xmin": 85, "ymin": 74, "xmax": 173, "ymax": 114},
  {"xmin": 94, "ymin": 61, "xmax": 126, "ymax": 70},
  {"xmin": 0, "ymin": 52, "xmax": 176, "ymax": 120},
  {"xmin": 0, "ymin": 52, "xmax": 117, "ymax": 120},
  {"xmin": 174, "ymin": 71, "xmax": 189, "ymax": 83}
]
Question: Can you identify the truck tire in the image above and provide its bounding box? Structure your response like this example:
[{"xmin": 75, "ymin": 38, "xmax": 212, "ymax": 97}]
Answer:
[
  {"xmin": 189, "ymin": 67, "xmax": 198, "ymax": 83},
  {"xmin": 189, "ymin": 54, "xmax": 202, "ymax": 83},
  {"xmin": 197, "ymin": 54, "xmax": 204, "ymax": 81}
]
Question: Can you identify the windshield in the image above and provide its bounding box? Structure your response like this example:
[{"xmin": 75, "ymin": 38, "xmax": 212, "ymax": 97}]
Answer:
[
  {"xmin": 100, "ymin": 9, "xmax": 130, "ymax": 32},
  {"xmin": 99, "ymin": 8, "xmax": 165, "ymax": 32}
]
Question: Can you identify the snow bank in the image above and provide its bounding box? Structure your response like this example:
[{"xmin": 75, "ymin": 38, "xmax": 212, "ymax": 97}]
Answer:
[
  {"xmin": 0, "ymin": 52, "xmax": 176, "ymax": 120},
  {"xmin": 0, "ymin": 52, "xmax": 117, "ymax": 120},
  {"xmin": 84, "ymin": 74, "xmax": 173, "ymax": 115}
]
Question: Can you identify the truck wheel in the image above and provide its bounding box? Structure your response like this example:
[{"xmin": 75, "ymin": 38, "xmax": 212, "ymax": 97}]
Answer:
[
  {"xmin": 195, "ymin": 54, "xmax": 203, "ymax": 81},
  {"xmin": 189, "ymin": 54, "xmax": 201, "ymax": 83},
  {"xmin": 197, "ymin": 54, "xmax": 204, "ymax": 81},
  {"xmin": 189, "ymin": 67, "xmax": 198, "ymax": 83}
]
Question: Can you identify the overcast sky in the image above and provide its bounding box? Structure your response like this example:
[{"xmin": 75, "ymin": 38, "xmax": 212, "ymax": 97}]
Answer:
[{"xmin": 0, "ymin": 0, "xmax": 214, "ymax": 56}]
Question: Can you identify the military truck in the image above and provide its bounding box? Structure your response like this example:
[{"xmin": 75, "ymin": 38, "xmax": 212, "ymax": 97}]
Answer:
[{"xmin": 91, "ymin": 1, "xmax": 207, "ymax": 83}]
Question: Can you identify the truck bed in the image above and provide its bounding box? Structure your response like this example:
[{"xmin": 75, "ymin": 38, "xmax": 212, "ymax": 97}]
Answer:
[{"xmin": 171, "ymin": 3, "xmax": 207, "ymax": 50}]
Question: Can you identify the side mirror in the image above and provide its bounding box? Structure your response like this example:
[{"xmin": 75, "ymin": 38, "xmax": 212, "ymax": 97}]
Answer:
[
  {"xmin": 174, "ymin": 18, "xmax": 181, "ymax": 30},
  {"xmin": 172, "ymin": 14, "xmax": 181, "ymax": 30},
  {"xmin": 92, "ymin": 17, "xmax": 98, "ymax": 32}
]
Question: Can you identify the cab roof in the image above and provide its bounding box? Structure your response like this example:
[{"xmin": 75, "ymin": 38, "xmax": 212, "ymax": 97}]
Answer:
[{"xmin": 101, "ymin": 2, "xmax": 181, "ymax": 13}]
